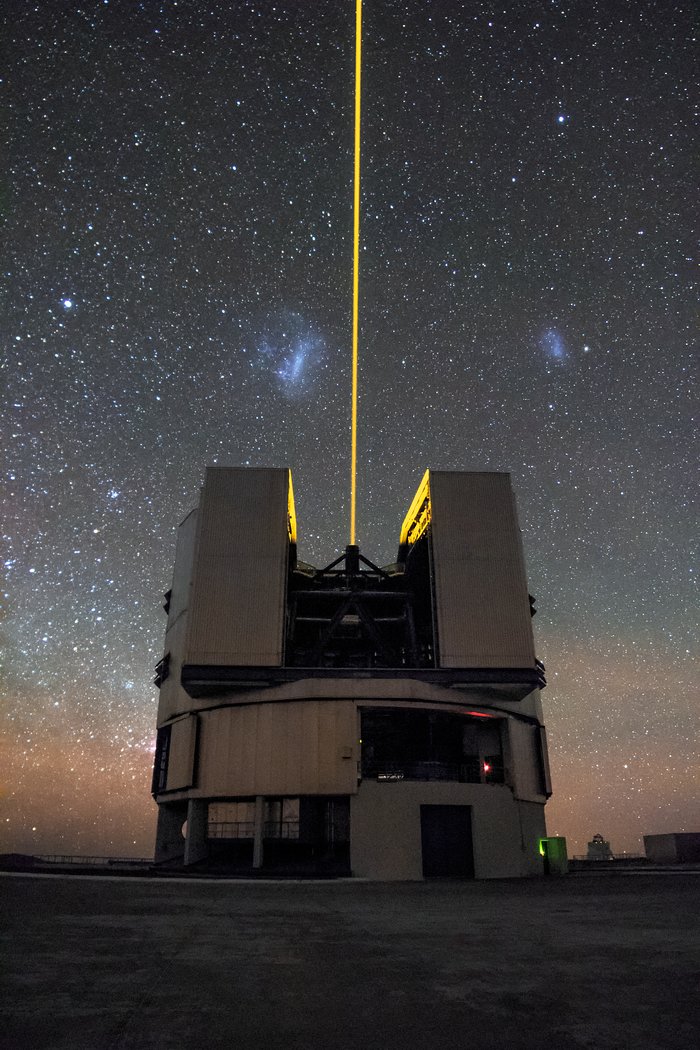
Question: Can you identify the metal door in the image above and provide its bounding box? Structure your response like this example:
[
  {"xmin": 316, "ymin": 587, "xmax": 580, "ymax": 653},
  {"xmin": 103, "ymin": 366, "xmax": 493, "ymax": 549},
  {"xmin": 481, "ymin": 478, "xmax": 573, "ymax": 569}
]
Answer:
[{"xmin": 420, "ymin": 805, "xmax": 474, "ymax": 877}]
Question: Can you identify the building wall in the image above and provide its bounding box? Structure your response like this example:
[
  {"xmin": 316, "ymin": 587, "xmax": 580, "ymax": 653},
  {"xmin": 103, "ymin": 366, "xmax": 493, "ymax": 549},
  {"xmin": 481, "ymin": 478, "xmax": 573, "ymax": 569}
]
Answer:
[
  {"xmin": 643, "ymin": 834, "xmax": 679, "ymax": 863},
  {"xmin": 168, "ymin": 507, "xmax": 198, "ymax": 629},
  {"xmin": 164, "ymin": 673, "xmax": 546, "ymax": 720},
  {"xmin": 194, "ymin": 699, "xmax": 358, "ymax": 797},
  {"xmin": 153, "ymin": 466, "xmax": 551, "ymax": 878},
  {"xmin": 185, "ymin": 466, "xmax": 291, "ymax": 667},
  {"xmin": 157, "ymin": 690, "xmax": 548, "ymax": 801},
  {"xmin": 507, "ymin": 718, "xmax": 548, "ymax": 799},
  {"xmin": 674, "ymin": 834, "xmax": 700, "ymax": 862},
  {"xmin": 158, "ymin": 691, "xmax": 549, "ymax": 879},
  {"xmin": 428, "ymin": 472, "xmax": 536, "ymax": 669},
  {"xmin": 157, "ymin": 507, "xmax": 198, "ymax": 725},
  {"xmin": 351, "ymin": 780, "xmax": 545, "ymax": 879},
  {"xmin": 644, "ymin": 833, "xmax": 700, "ymax": 863},
  {"xmin": 164, "ymin": 713, "xmax": 198, "ymax": 792}
]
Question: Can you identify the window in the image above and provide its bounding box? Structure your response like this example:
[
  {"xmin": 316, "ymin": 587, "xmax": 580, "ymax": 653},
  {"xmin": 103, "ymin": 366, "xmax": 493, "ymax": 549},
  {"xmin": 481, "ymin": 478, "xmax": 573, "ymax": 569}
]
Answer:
[
  {"xmin": 151, "ymin": 725, "xmax": 171, "ymax": 794},
  {"xmin": 208, "ymin": 800, "xmax": 256, "ymax": 839},
  {"xmin": 264, "ymin": 798, "xmax": 300, "ymax": 840},
  {"xmin": 361, "ymin": 708, "xmax": 504, "ymax": 784}
]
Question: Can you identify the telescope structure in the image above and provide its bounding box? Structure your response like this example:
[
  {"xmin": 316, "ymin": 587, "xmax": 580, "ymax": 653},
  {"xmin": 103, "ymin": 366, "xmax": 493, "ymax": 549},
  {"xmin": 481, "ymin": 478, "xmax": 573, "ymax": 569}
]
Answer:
[{"xmin": 153, "ymin": 466, "xmax": 550, "ymax": 879}]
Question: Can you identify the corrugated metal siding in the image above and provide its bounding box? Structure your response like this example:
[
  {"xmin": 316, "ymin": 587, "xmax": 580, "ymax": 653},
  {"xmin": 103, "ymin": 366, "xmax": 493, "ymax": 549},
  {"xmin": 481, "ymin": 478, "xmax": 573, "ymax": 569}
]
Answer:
[
  {"xmin": 196, "ymin": 700, "xmax": 357, "ymax": 796},
  {"xmin": 429, "ymin": 471, "xmax": 536, "ymax": 668},
  {"xmin": 165, "ymin": 713, "xmax": 198, "ymax": 791},
  {"xmin": 185, "ymin": 467, "xmax": 289, "ymax": 666}
]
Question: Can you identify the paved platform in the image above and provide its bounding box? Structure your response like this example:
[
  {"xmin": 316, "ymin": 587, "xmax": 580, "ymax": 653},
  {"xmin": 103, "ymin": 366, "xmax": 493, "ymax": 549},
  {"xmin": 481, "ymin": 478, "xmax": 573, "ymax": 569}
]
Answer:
[{"xmin": 2, "ymin": 873, "xmax": 698, "ymax": 1049}]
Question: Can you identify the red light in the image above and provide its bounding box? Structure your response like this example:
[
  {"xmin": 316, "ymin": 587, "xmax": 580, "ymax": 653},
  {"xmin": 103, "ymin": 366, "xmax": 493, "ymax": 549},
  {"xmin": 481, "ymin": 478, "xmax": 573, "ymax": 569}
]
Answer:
[
  {"xmin": 465, "ymin": 710, "xmax": 494, "ymax": 719},
  {"xmin": 483, "ymin": 762, "xmax": 492, "ymax": 773}
]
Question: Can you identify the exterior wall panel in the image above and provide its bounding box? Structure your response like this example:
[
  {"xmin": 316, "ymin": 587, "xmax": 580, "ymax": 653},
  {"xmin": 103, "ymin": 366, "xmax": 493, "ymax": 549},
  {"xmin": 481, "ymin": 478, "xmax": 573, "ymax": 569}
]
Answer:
[
  {"xmin": 254, "ymin": 702, "xmax": 274, "ymax": 787},
  {"xmin": 516, "ymin": 800, "xmax": 550, "ymax": 874},
  {"xmin": 156, "ymin": 508, "xmax": 199, "ymax": 725},
  {"xmin": 301, "ymin": 702, "xmax": 320, "ymax": 794},
  {"xmin": 508, "ymin": 719, "xmax": 546, "ymax": 801},
  {"xmin": 429, "ymin": 471, "xmax": 536, "ymax": 668},
  {"xmin": 196, "ymin": 701, "xmax": 357, "ymax": 797},
  {"xmin": 644, "ymin": 833, "xmax": 700, "ymax": 863},
  {"xmin": 165, "ymin": 713, "xmax": 198, "ymax": 791},
  {"xmin": 351, "ymin": 779, "xmax": 545, "ymax": 879},
  {"xmin": 167, "ymin": 508, "xmax": 198, "ymax": 630},
  {"xmin": 185, "ymin": 467, "xmax": 290, "ymax": 666},
  {"xmin": 318, "ymin": 702, "xmax": 339, "ymax": 788},
  {"xmin": 156, "ymin": 614, "xmax": 191, "ymax": 725}
]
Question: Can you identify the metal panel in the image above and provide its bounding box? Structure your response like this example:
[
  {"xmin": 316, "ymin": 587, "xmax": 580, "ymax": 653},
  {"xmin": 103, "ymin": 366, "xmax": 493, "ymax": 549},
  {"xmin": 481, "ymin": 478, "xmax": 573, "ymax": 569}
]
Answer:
[
  {"xmin": 507, "ymin": 719, "xmax": 544, "ymax": 801},
  {"xmin": 428, "ymin": 471, "xmax": 536, "ymax": 668},
  {"xmin": 254, "ymin": 702, "xmax": 275, "ymax": 784},
  {"xmin": 185, "ymin": 467, "xmax": 290, "ymax": 666},
  {"xmin": 300, "ymin": 701, "xmax": 321, "ymax": 794},
  {"xmin": 156, "ymin": 612, "xmax": 190, "ymax": 725},
  {"xmin": 196, "ymin": 701, "xmax": 357, "ymax": 796},
  {"xmin": 283, "ymin": 699, "xmax": 304, "ymax": 786},
  {"xmin": 538, "ymin": 725, "xmax": 553, "ymax": 796},
  {"xmin": 167, "ymin": 508, "xmax": 198, "ymax": 630},
  {"xmin": 165, "ymin": 713, "xmax": 198, "ymax": 791},
  {"xmin": 318, "ymin": 702, "xmax": 340, "ymax": 788},
  {"xmin": 157, "ymin": 508, "xmax": 200, "ymax": 726}
]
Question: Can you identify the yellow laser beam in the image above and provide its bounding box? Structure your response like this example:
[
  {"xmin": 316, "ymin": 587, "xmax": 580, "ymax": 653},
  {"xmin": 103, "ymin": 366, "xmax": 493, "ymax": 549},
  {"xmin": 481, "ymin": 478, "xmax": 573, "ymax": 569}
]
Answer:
[{"xmin": 350, "ymin": 0, "xmax": 362, "ymax": 546}]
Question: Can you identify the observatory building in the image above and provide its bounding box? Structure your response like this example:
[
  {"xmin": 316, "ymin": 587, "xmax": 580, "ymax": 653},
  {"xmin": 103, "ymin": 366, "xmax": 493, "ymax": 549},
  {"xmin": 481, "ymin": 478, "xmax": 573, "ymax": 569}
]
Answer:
[{"xmin": 152, "ymin": 466, "xmax": 550, "ymax": 879}]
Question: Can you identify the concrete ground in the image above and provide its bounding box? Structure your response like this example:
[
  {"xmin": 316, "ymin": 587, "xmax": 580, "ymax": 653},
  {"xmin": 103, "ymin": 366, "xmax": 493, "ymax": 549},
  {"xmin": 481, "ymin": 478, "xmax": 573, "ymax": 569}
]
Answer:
[{"xmin": 1, "ymin": 873, "xmax": 698, "ymax": 1050}]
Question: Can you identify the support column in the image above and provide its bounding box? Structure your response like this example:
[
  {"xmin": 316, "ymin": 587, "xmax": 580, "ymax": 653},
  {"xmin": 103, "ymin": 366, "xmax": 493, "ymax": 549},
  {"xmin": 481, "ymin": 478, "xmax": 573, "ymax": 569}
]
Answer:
[
  {"xmin": 154, "ymin": 801, "xmax": 188, "ymax": 864},
  {"xmin": 184, "ymin": 799, "xmax": 209, "ymax": 866},
  {"xmin": 253, "ymin": 795, "xmax": 265, "ymax": 869}
]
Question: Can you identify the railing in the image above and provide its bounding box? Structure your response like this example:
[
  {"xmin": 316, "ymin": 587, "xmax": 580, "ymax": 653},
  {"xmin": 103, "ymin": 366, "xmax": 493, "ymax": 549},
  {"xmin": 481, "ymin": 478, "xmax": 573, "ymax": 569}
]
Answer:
[
  {"xmin": 34, "ymin": 855, "xmax": 152, "ymax": 866},
  {"xmin": 208, "ymin": 821, "xmax": 301, "ymax": 840},
  {"xmin": 264, "ymin": 821, "xmax": 300, "ymax": 840},
  {"xmin": 363, "ymin": 761, "xmax": 505, "ymax": 784},
  {"xmin": 572, "ymin": 853, "xmax": 646, "ymax": 862},
  {"xmin": 208, "ymin": 821, "xmax": 255, "ymax": 840},
  {"xmin": 286, "ymin": 647, "xmax": 435, "ymax": 670}
]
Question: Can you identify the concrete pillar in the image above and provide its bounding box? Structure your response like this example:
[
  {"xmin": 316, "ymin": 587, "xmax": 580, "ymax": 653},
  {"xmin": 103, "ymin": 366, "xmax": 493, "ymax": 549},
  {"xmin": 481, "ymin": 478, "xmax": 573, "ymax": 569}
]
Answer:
[
  {"xmin": 253, "ymin": 795, "xmax": 265, "ymax": 869},
  {"xmin": 184, "ymin": 799, "xmax": 209, "ymax": 866},
  {"xmin": 154, "ymin": 801, "xmax": 188, "ymax": 864}
]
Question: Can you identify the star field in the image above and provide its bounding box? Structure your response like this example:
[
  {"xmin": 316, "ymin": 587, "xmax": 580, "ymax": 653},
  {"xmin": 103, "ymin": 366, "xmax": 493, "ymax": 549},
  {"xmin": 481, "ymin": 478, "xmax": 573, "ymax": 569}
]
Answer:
[{"xmin": 1, "ymin": 0, "xmax": 696, "ymax": 857}]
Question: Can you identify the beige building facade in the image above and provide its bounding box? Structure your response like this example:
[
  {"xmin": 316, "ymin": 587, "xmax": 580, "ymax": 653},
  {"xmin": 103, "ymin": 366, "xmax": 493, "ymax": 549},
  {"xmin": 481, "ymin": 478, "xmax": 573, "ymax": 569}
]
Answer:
[{"xmin": 153, "ymin": 467, "xmax": 550, "ymax": 879}]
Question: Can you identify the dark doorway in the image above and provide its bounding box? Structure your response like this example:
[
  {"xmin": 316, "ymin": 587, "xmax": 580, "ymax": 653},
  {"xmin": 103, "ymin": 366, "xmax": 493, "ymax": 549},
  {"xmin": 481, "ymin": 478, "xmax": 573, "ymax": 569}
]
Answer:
[{"xmin": 420, "ymin": 805, "xmax": 474, "ymax": 878}]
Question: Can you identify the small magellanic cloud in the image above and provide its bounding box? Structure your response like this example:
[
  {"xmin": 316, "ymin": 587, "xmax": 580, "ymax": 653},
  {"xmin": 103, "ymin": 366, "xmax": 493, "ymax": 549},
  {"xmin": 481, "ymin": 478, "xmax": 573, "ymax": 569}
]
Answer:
[{"xmin": 540, "ymin": 328, "xmax": 566, "ymax": 362}]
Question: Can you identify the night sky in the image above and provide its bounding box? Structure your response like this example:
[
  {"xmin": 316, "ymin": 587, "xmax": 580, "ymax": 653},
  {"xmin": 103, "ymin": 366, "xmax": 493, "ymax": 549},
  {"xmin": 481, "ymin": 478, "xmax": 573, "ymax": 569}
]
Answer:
[{"xmin": 2, "ymin": 0, "xmax": 696, "ymax": 859}]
